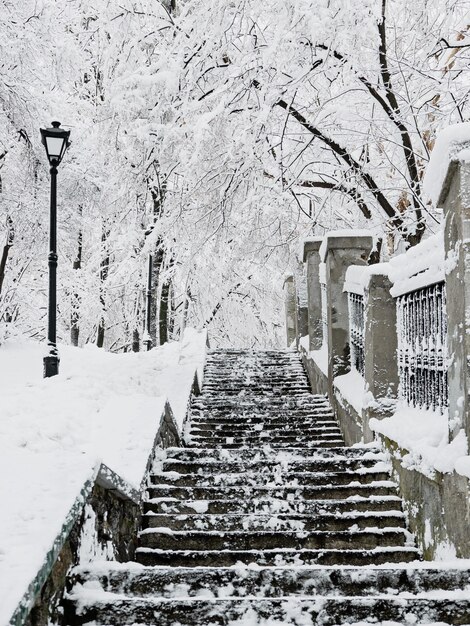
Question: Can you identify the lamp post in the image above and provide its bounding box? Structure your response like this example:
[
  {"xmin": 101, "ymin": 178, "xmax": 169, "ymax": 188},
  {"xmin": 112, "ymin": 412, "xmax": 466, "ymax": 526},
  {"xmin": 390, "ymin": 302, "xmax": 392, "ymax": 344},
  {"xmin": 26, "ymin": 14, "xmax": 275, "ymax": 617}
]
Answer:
[{"xmin": 40, "ymin": 121, "xmax": 71, "ymax": 378}]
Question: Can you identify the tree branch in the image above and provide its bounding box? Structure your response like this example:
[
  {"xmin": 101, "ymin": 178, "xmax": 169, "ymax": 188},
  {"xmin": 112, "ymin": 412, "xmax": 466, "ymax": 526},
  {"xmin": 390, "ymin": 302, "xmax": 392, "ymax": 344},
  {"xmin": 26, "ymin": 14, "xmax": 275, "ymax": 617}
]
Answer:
[{"xmin": 253, "ymin": 80, "xmax": 400, "ymax": 227}]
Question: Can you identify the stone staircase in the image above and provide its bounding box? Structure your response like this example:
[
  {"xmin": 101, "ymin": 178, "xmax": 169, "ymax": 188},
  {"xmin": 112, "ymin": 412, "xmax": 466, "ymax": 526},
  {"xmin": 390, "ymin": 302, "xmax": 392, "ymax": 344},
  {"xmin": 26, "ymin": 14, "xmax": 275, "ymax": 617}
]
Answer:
[{"xmin": 65, "ymin": 349, "xmax": 470, "ymax": 625}]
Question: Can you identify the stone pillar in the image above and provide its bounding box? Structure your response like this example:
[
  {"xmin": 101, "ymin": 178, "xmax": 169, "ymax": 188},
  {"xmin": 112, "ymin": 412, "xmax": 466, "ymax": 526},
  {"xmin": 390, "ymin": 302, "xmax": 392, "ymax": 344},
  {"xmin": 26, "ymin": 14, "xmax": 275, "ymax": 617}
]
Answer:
[
  {"xmin": 294, "ymin": 267, "xmax": 309, "ymax": 347},
  {"xmin": 362, "ymin": 270, "xmax": 398, "ymax": 442},
  {"xmin": 303, "ymin": 238, "xmax": 323, "ymax": 351},
  {"xmin": 439, "ymin": 159, "xmax": 470, "ymax": 441},
  {"xmin": 283, "ymin": 274, "xmax": 296, "ymax": 348},
  {"xmin": 322, "ymin": 233, "xmax": 374, "ymax": 398}
]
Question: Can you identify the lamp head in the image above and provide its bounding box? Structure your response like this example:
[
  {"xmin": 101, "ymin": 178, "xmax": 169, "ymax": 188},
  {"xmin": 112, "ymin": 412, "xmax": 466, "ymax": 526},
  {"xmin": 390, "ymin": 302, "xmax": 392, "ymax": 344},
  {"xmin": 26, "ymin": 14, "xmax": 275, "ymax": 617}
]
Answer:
[{"xmin": 40, "ymin": 121, "xmax": 71, "ymax": 166}]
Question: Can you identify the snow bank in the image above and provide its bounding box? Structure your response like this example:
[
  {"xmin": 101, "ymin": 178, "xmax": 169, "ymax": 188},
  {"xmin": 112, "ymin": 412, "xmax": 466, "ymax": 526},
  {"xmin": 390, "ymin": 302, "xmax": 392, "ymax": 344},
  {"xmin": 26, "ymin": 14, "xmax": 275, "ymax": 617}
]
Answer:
[
  {"xmin": 423, "ymin": 122, "xmax": 470, "ymax": 206},
  {"xmin": 334, "ymin": 369, "xmax": 365, "ymax": 414},
  {"xmin": 388, "ymin": 230, "xmax": 449, "ymax": 297},
  {"xmin": 311, "ymin": 343, "xmax": 328, "ymax": 375},
  {"xmin": 0, "ymin": 328, "xmax": 206, "ymax": 626},
  {"xmin": 370, "ymin": 405, "xmax": 470, "ymax": 481},
  {"xmin": 343, "ymin": 263, "xmax": 390, "ymax": 295}
]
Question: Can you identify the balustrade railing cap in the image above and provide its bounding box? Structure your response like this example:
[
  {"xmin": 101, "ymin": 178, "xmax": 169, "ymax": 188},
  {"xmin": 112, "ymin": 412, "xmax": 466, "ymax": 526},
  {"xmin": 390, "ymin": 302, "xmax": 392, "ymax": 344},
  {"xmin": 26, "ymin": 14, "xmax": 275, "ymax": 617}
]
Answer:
[
  {"xmin": 302, "ymin": 237, "xmax": 323, "ymax": 262},
  {"xmin": 319, "ymin": 231, "xmax": 374, "ymax": 262}
]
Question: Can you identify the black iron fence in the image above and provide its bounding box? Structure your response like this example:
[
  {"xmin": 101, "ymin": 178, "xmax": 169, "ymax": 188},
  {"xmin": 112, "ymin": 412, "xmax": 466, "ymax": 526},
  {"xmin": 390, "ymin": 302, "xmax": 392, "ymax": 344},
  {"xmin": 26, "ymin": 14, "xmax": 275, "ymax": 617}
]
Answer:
[
  {"xmin": 396, "ymin": 282, "xmax": 448, "ymax": 413},
  {"xmin": 348, "ymin": 292, "xmax": 365, "ymax": 376}
]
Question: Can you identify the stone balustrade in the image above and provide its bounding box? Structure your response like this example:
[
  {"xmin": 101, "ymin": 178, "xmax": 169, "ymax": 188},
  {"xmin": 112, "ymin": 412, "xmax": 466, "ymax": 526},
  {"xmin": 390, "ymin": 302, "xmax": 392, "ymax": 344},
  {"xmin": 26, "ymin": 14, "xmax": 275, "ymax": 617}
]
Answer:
[{"xmin": 286, "ymin": 147, "xmax": 470, "ymax": 560}]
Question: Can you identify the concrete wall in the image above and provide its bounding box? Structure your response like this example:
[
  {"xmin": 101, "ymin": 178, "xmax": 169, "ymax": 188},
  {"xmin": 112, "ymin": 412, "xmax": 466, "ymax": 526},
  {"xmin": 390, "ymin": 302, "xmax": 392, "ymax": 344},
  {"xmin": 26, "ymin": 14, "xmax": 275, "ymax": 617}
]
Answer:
[
  {"xmin": 384, "ymin": 436, "xmax": 470, "ymax": 560},
  {"xmin": 442, "ymin": 160, "xmax": 470, "ymax": 441}
]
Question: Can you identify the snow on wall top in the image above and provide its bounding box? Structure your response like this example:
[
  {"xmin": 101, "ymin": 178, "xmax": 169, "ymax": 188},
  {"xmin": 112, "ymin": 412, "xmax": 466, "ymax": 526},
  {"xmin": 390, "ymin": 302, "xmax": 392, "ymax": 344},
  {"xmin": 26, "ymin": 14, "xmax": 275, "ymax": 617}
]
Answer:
[
  {"xmin": 343, "ymin": 263, "xmax": 390, "ymax": 296},
  {"xmin": 388, "ymin": 230, "xmax": 446, "ymax": 297},
  {"xmin": 423, "ymin": 122, "xmax": 470, "ymax": 207},
  {"xmin": 318, "ymin": 229, "xmax": 373, "ymax": 261}
]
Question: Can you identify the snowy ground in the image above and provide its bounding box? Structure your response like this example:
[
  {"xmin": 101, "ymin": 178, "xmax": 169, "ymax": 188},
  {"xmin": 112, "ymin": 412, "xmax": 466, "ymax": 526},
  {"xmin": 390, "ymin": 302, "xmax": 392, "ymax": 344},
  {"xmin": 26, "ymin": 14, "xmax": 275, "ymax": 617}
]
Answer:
[{"xmin": 0, "ymin": 328, "xmax": 206, "ymax": 626}]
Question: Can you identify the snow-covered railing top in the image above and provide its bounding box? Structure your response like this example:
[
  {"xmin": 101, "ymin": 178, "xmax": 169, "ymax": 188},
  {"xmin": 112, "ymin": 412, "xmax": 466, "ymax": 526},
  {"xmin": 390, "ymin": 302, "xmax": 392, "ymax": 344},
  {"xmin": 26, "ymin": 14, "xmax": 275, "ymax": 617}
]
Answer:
[
  {"xmin": 343, "ymin": 263, "xmax": 390, "ymax": 296},
  {"xmin": 423, "ymin": 122, "xmax": 470, "ymax": 207},
  {"xmin": 388, "ymin": 231, "xmax": 451, "ymax": 298}
]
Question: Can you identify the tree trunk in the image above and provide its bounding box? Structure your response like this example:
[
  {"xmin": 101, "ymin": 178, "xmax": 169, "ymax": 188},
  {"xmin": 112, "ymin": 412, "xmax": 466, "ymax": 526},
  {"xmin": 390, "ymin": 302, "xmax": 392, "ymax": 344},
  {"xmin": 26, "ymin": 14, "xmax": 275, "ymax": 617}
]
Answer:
[
  {"xmin": 0, "ymin": 217, "xmax": 14, "ymax": 298},
  {"xmin": 159, "ymin": 278, "xmax": 170, "ymax": 345},
  {"xmin": 71, "ymin": 222, "xmax": 82, "ymax": 347},
  {"xmin": 96, "ymin": 228, "xmax": 109, "ymax": 348}
]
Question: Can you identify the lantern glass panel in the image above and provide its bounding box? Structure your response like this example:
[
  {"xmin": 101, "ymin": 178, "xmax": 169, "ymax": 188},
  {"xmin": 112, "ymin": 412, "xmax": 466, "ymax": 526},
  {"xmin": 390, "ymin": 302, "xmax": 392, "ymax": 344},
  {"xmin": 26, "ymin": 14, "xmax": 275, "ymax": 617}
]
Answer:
[{"xmin": 46, "ymin": 136, "xmax": 66, "ymax": 160}]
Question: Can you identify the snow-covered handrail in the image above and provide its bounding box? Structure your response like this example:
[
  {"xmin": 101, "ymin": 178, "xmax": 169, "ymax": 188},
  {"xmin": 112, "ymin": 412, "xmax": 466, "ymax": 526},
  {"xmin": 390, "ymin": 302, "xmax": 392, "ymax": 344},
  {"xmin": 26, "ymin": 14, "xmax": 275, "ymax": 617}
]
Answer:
[
  {"xmin": 8, "ymin": 402, "xmax": 182, "ymax": 626},
  {"xmin": 388, "ymin": 231, "xmax": 447, "ymax": 298},
  {"xmin": 8, "ymin": 462, "xmax": 139, "ymax": 626}
]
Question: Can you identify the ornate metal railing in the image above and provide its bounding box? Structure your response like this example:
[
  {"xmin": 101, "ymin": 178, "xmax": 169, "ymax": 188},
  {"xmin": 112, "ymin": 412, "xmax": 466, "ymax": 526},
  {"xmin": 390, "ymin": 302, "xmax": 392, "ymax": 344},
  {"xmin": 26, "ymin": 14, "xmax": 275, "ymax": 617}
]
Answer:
[
  {"xmin": 396, "ymin": 281, "xmax": 448, "ymax": 413},
  {"xmin": 321, "ymin": 282, "xmax": 328, "ymax": 345},
  {"xmin": 348, "ymin": 292, "xmax": 365, "ymax": 376}
]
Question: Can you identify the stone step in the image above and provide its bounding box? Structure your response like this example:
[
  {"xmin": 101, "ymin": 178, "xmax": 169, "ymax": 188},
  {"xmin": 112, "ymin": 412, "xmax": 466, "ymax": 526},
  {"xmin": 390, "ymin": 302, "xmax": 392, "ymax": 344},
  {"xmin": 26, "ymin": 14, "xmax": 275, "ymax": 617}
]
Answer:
[
  {"xmin": 187, "ymin": 424, "xmax": 341, "ymax": 441},
  {"xmin": 161, "ymin": 446, "xmax": 381, "ymax": 461},
  {"xmin": 202, "ymin": 376, "xmax": 308, "ymax": 381},
  {"xmin": 135, "ymin": 546, "xmax": 420, "ymax": 567},
  {"xmin": 189, "ymin": 411, "xmax": 334, "ymax": 421},
  {"xmin": 202, "ymin": 382, "xmax": 310, "ymax": 387},
  {"xmin": 146, "ymin": 482, "xmax": 398, "ymax": 502},
  {"xmin": 188, "ymin": 439, "xmax": 345, "ymax": 449},
  {"xmin": 191, "ymin": 396, "xmax": 326, "ymax": 405},
  {"xmin": 188, "ymin": 430, "xmax": 343, "ymax": 442},
  {"xmin": 187, "ymin": 437, "xmax": 344, "ymax": 450},
  {"xmin": 187, "ymin": 421, "xmax": 338, "ymax": 433},
  {"xmin": 188, "ymin": 418, "xmax": 337, "ymax": 430},
  {"xmin": 69, "ymin": 563, "xmax": 470, "ymax": 599},
  {"xmin": 63, "ymin": 593, "xmax": 470, "ymax": 626},
  {"xmin": 142, "ymin": 511, "xmax": 407, "ymax": 531},
  {"xmin": 138, "ymin": 528, "xmax": 409, "ymax": 551},
  {"xmin": 143, "ymin": 495, "xmax": 403, "ymax": 515},
  {"xmin": 149, "ymin": 470, "xmax": 391, "ymax": 488},
  {"xmin": 191, "ymin": 403, "xmax": 329, "ymax": 412},
  {"xmin": 161, "ymin": 456, "xmax": 384, "ymax": 474}
]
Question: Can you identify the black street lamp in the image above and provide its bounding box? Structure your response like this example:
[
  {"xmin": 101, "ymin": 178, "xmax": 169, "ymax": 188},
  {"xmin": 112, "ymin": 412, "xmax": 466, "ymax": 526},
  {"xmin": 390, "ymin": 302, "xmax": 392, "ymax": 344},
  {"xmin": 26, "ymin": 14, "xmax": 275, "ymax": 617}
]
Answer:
[{"xmin": 40, "ymin": 121, "xmax": 71, "ymax": 378}]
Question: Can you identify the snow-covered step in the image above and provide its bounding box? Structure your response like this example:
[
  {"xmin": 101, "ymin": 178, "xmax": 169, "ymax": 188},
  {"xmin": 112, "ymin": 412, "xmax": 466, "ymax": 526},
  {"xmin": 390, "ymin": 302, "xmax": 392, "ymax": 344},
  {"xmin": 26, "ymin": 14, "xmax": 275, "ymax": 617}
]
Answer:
[
  {"xmin": 135, "ymin": 546, "xmax": 420, "ymax": 567},
  {"xmin": 69, "ymin": 563, "xmax": 470, "ymax": 599},
  {"xmin": 187, "ymin": 437, "xmax": 344, "ymax": 450},
  {"xmin": 189, "ymin": 425, "xmax": 341, "ymax": 437},
  {"xmin": 142, "ymin": 511, "xmax": 407, "ymax": 531},
  {"xmin": 146, "ymin": 482, "xmax": 398, "ymax": 502},
  {"xmin": 161, "ymin": 445, "xmax": 382, "ymax": 461},
  {"xmin": 161, "ymin": 456, "xmax": 385, "ymax": 474},
  {"xmin": 149, "ymin": 470, "xmax": 392, "ymax": 488},
  {"xmin": 64, "ymin": 592, "xmax": 470, "ymax": 626},
  {"xmin": 143, "ymin": 495, "xmax": 404, "ymax": 516},
  {"xmin": 188, "ymin": 422, "xmax": 339, "ymax": 434},
  {"xmin": 138, "ymin": 528, "xmax": 410, "ymax": 551},
  {"xmin": 187, "ymin": 435, "xmax": 344, "ymax": 446}
]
